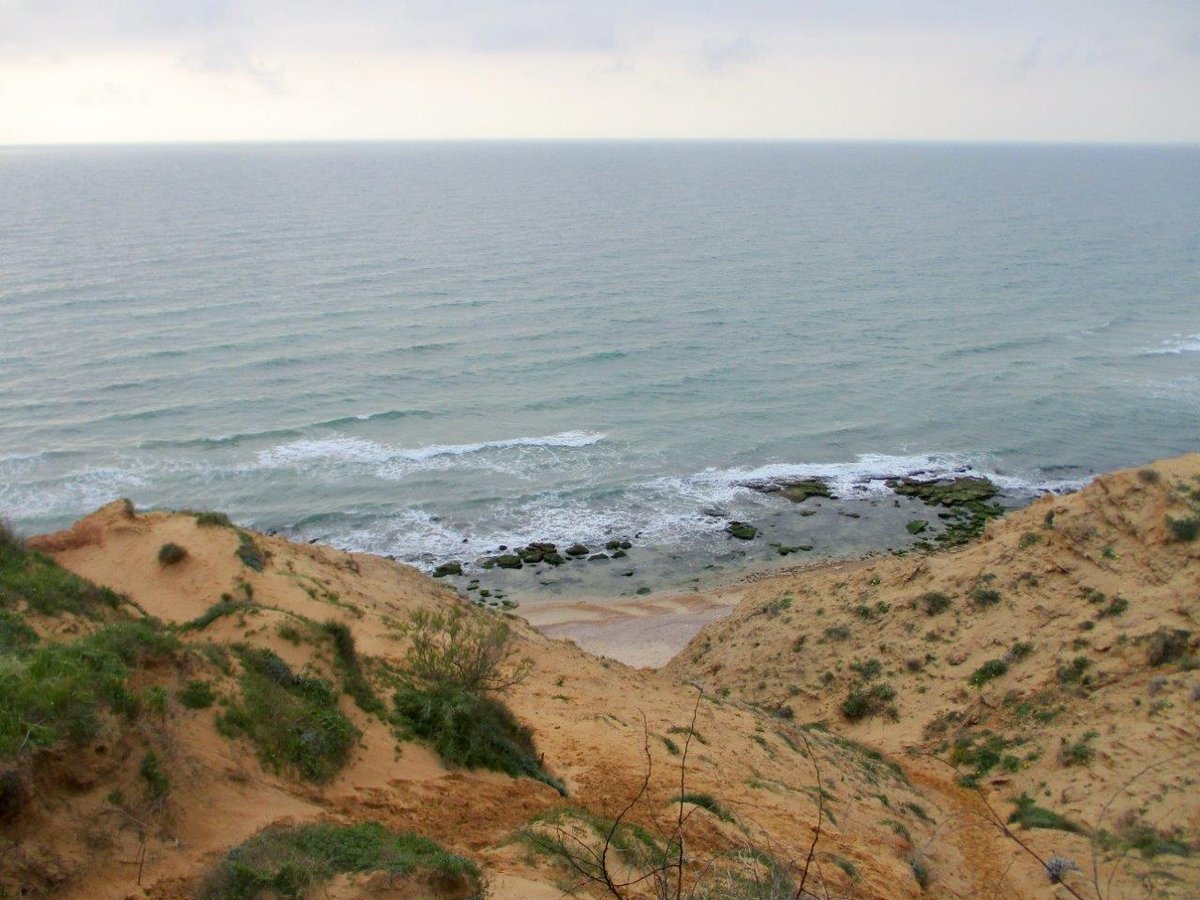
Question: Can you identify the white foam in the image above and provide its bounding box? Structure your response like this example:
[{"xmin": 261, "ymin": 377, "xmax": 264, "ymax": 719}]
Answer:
[
  {"xmin": 1144, "ymin": 334, "xmax": 1200, "ymax": 355},
  {"xmin": 657, "ymin": 452, "xmax": 1089, "ymax": 505},
  {"xmin": 255, "ymin": 430, "xmax": 606, "ymax": 471}
]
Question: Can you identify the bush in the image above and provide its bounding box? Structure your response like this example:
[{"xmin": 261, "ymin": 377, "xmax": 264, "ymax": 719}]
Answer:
[
  {"xmin": 139, "ymin": 750, "xmax": 170, "ymax": 802},
  {"xmin": 678, "ymin": 792, "xmax": 734, "ymax": 822},
  {"xmin": 920, "ymin": 592, "xmax": 952, "ymax": 616},
  {"xmin": 235, "ymin": 532, "xmax": 267, "ymax": 572},
  {"xmin": 0, "ymin": 622, "xmax": 176, "ymax": 759},
  {"xmin": 192, "ymin": 511, "xmax": 233, "ymax": 528},
  {"xmin": 394, "ymin": 684, "xmax": 563, "ymax": 793},
  {"xmin": 0, "ymin": 609, "xmax": 39, "ymax": 655},
  {"xmin": 970, "ymin": 587, "xmax": 1002, "ymax": 607},
  {"xmin": 400, "ymin": 606, "xmax": 531, "ymax": 697},
  {"xmin": 0, "ymin": 542, "xmax": 125, "ymax": 618},
  {"xmin": 321, "ymin": 620, "xmax": 385, "ymax": 716},
  {"xmin": 840, "ymin": 683, "xmax": 897, "ymax": 721},
  {"xmin": 180, "ymin": 599, "xmax": 256, "ymax": 631},
  {"xmin": 157, "ymin": 543, "xmax": 187, "ymax": 566},
  {"xmin": 968, "ymin": 659, "xmax": 1008, "ymax": 687},
  {"xmin": 200, "ymin": 821, "xmax": 480, "ymax": 900},
  {"xmin": 1008, "ymin": 794, "xmax": 1083, "ymax": 833},
  {"xmin": 179, "ymin": 680, "xmax": 216, "ymax": 709},
  {"xmin": 1166, "ymin": 515, "xmax": 1199, "ymax": 542},
  {"xmin": 217, "ymin": 647, "xmax": 358, "ymax": 782}
]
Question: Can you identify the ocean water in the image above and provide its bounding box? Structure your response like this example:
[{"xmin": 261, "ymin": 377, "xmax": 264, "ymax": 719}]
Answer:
[{"xmin": 1, "ymin": 142, "xmax": 1198, "ymax": 588}]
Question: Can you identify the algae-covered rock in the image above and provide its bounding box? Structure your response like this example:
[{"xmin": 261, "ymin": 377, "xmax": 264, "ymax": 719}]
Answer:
[
  {"xmin": 779, "ymin": 479, "xmax": 833, "ymax": 503},
  {"xmin": 770, "ymin": 543, "xmax": 812, "ymax": 556},
  {"xmin": 726, "ymin": 522, "xmax": 758, "ymax": 540},
  {"xmin": 906, "ymin": 520, "xmax": 929, "ymax": 535},
  {"xmin": 495, "ymin": 554, "xmax": 523, "ymax": 569},
  {"xmin": 887, "ymin": 476, "xmax": 997, "ymax": 506},
  {"xmin": 432, "ymin": 561, "xmax": 463, "ymax": 578},
  {"xmin": 566, "ymin": 544, "xmax": 589, "ymax": 557},
  {"xmin": 542, "ymin": 552, "xmax": 565, "ymax": 566}
]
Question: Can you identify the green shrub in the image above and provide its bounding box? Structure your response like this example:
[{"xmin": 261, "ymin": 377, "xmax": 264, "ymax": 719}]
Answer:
[
  {"xmin": 321, "ymin": 620, "xmax": 385, "ymax": 716},
  {"xmin": 1166, "ymin": 515, "xmax": 1199, "ymax": 542},
  {"xmin": 840, "ymin": 683, "xmax": 897, "ymax": 721},
  {"xmin": 920, "ymin": 592, "xmax": 952, "ymax": 616},
  {"xmin": 394, "ymin": 684, "xmax": 562, "ymax": 793},
  {"xmin": 677, "ymin": 792, "xmax": 733, "ymax": 822},
  {"xmin": 179, "ymin": 680, "xmax": 216, "ymax": 709},
  {"xmin": 1057, "ymin": 655, "xmax": 1092, "ymax": 685},
  {"xmin": 199, "ymin": 821, "xmax": 479, "ymax": 900},
  {"xmin": 179, "ymin": 600, "xmax": 255, "ymax": 632},
  {"xmin": 825, "ymin": 624, "xmax": 851, "ymax": 641},
  {"xmin": 0, "ymin": 622, "xmax": 175, "ymax": 760},
  {"xmin": 970, "ymin": 587, "xmax": 1002, "ymax": 607},
  {"xmin": 399, "ymin": 606, "xmax": 530, "ymax": 697},
  {"xmin": 235, "ymin": 532, "xmax": 267, "ymax": 572},
  {"xmin": 968, "ymin": 659, "xmax": 1008, "ymax": 687},
  {"xmin": 1097, "ymin": 596, "xmax": 1129, "ymax": 618},
  {"xmin": 157, "ymin": 543, "xmax": 187, "ymax": 566},
  {"xmin": 217, "ymin": 647, "xmax": 358, "ymax": 782},
  {"xmin": 0, "ymin": 609, "xmax": 39, "ymax": 655},
  {"xmin": 192, "ymin": 511, "xmax": 233, "ymax": 528},
  {"xmin": 1061, "ymin": 731, "xmax": 1098, "ymax": 766},
  {"xmin": 850, "ymin": 658, "xmax": 883, "ymax": 680},
  {"xmin": 1008, "ymin": 794, "xmax": 1083, "ymax": 833},
  {"xmin": 0, "ymin": 543, "xmax": 125, "ymax": 618},
  {"xmin": 139, "ymin": 750, "xmax": 170, "ymax": 802}
]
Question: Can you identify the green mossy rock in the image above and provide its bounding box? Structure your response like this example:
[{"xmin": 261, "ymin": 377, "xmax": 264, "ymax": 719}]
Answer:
[
  {"xmin": 906, "ymin": 520, "xmax": 929, "ymax": 535},
  {"xmin": 495, "ymin": 555, "xmax": 523, "ymax": 570},
  {"xmin": 725, "ymin": 522, "xmax": 758, "ymax": 540},
  {"xmin": 779, "ymin": 479, "xmax": 833, "ymax": 503},
  {"xmin": 887, "ymin": 476, "xmax": 997, "ymax": 506},
  {"xmin": 432, "ymin": 562, "xmax": 463, "ymax": 578}
]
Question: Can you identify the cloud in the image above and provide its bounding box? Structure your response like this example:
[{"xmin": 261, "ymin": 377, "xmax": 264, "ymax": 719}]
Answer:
[
  {"xmin": 698, "ymin": 38, "xmax": 763, "ymax": 74},
  {"xmin": 177, "ymin": 39, "xmax": 283, "ymax": 93}
]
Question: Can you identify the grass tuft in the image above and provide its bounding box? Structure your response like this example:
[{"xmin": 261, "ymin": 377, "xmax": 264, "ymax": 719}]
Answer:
[{"xmin": 157, "ymin": 542, "xmax": 187, "ymax": 566}]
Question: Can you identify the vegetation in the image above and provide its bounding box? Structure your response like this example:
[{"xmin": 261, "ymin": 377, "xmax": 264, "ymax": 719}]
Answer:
[
  {"xmin": 199, "ymin": 821, "xmax": 480, "ymax": 900},
  {"xmin": 1007, "ymin": 794, "xmax": 1083, "ymax": 833},
  {"xmin": 179, "ymin": 599, "xmax": 255, "ymax": 632},
  {"xmin": 192, "ymin": 511, "xmax": 233, "ymax": 528},
  {"xmin": 840, "ymin": 683, "xmax": 897, "ymax": 721},
  {"xmin": 0, "ymin": 534, "xmax": 124, "ymax": 618},
  {"xmin": 139, "ymin": 750, "xmax": 170, "ymax": 802},
  {"xmin": 321, "ymin": 620, "xmax": 385, "ymax": 715},
  {"xmin": 919, "ymin": 591, "xmax": 952, "ymax": 615},
  {"xmin": 967, "ymin": 659, "xmax": 1008, "ymax": 687},
  {"xmin": 392, "ymin": 606, "xmax": 561, "ymax": 793},
  {"xmin": 157, "ymin": 542, "xmax": 187, "ymax": 566},
  {"xmin": 678, "ymin": 791, "xmax": 734, "ymax": 822},
  {"xmin": 179, "ymin": 679, "xmax": 216, "ymax": 709},
  {"xmin": 0, "ymin": 621, "xmax": 176, "ymax": 760},
  {"xmin": 235, "ymin": 532, "xmax": 267, "ymax": 572},
  {"xmin": 216, "ymin": 646, "xmax": 358, "ymax": 782},
  {"xmin": 1165, "ymin": 515, "xmax": 1199, "ymax": 542}
]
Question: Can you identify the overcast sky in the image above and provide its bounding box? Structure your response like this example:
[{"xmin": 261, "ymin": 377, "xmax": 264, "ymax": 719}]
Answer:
[{"xmin": 1, "ymin": 1, "xmax": 1197, "ymax": 144}]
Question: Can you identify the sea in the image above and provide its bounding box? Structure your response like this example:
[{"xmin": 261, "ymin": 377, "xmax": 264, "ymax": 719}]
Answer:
[{"xmin": 1, "ymin": 142, "xmax": 1197, "ymax": 597}]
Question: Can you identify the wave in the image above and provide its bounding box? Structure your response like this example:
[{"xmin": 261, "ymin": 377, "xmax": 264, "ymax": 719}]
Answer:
[
  {"xmin": 661, "ymin": 452, "xmax": 1090, "ymax": 505},
  {"xmin": 255, "ymin": 430, "xmax": 607, "ymax": 469},
  {"xmin": 1144, "ymin": 334, "xmax": 1200, "ymax": 355},
  {"xmin": 312, "ymin": 409, "xmax": 435, "ymax": 429}
]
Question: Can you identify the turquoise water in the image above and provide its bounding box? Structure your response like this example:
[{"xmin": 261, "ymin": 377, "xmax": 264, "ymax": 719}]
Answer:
[{"xmin": 1, "ymin": 142, "xmax": 1198, "ymax": 577}]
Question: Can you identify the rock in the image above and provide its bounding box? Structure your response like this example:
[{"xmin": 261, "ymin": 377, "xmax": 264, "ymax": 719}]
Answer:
[
  {"xmin": 495, "ymin": 554, "xmax": 523, "ymax": 569},
  {"xmin": 725, "ymin": 521, "xmax": 758, "ymax": 540},
  {"xmin": 517, "ymin": 547, "xmax": 544, "ymax": 564},
  {"xmin": 887, "ymin": 476, "xmax": 998, "ymax": 506},
  {"xmin": 701, "ymin": 507, "xmax": 730, "ymax": 518},
  {"xmin": 611, "ymin": 549, "xmax": 627, "ymax": 559},
  {"xmin": 605, "ymin": 539, "xmax": 622, "ymax": 551},
  {"xmin": 636, "ymin": 587, "xmax": 651, "ymax": 595},
  {"xmin": 779, "ymin": 479, "xmax": 833, "ymax": 503},
  {"xmin": 589, "ymin": 553, "xmax": 610, "ymax": 562},
  {"xmin": 480, "ymin": 558, "xmax": 497, "ymax": 569},
  {"xmin": 432, "ymin": 561, "xmax": 463, "ymax": 578},
  {"xmin": 619, "ymin": 540, "xmax": 632, "ymax": 549},
  {"xmin": 543, "ymin": 552, "xmax": 565, "ymax": 566},
  {"xmin": 906, "ymin": 520, "xmax": 929, "ymax": 535},
  {"xmin": 770, "ymin": 543, "xmax": 812, "ymax": 556},
  {"xmin": 566, "ymin": 544, "xmax": 589, "ymax": 557},
  {"xmin": 529, "ymin": 542, "xmax": 557, "ymax": 552}
]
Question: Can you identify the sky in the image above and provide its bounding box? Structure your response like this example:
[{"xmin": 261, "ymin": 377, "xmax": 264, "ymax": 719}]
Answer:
[{"xmin": 1, "ymin": 1, "xmax": 1198, "ymax": 144}]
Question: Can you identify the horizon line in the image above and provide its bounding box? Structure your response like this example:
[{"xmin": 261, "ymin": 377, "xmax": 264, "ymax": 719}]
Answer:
[{"xmin": 3, "ymin": 136, "xmax": 1199, "ymax": 150}]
